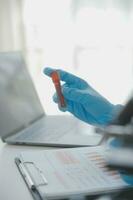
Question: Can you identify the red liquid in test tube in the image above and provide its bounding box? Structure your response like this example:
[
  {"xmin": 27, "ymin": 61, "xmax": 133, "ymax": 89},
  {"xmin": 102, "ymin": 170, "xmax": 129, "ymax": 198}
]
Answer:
[{"xmin": 51, "ymin": 71, "xmax": 66, "ymax": 108}]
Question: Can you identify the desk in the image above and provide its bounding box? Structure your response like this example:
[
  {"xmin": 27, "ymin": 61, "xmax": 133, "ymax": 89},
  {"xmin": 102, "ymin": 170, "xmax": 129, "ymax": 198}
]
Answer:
[{"xmin": 0, "ymin": 141, "xmax": 55, "ymax": 200}]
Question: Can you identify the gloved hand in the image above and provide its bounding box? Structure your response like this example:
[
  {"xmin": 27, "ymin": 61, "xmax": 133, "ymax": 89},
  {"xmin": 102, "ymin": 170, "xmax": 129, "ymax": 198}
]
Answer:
[{"xmin": 43, "ymin": 67, "xmax": 121, "ymax": 126}]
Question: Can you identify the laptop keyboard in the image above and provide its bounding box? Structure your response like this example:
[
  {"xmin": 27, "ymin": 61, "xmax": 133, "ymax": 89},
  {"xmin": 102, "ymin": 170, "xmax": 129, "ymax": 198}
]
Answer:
[{"xmin": 12, "ymin": 116, "xmax": 77, "ymax": 142}]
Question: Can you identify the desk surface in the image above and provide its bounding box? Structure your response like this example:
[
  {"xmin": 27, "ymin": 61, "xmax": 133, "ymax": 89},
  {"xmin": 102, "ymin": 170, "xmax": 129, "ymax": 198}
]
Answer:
[{"xmin": 0, "ymin": 140, "xmax": 56, "ymax": 200}]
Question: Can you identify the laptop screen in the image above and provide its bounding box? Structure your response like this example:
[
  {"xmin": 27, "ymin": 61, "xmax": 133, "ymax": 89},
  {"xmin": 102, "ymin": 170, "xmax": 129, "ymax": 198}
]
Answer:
[{"xmin": 0, "ymin": 52, "xmax": 44, "ymax": 138}]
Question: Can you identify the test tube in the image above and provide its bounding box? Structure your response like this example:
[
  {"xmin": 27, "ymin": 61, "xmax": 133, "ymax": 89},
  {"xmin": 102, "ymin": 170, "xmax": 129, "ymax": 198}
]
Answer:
[{"xmin": 51, "ymin": 71, "xmax": 66, "ymax": 109}]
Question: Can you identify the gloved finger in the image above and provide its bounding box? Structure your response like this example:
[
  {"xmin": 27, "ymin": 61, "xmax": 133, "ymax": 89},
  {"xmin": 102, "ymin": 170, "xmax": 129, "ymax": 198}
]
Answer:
[
  {"xmin": 52, "ymin": 93, "xmax": 74, "ymax": 113},
  {"xmin": 57, "ymin": 69, "xmax": 88, "ymax": 88},
  {"xmin": 62, "ymin": 86, "xmax": 88, "ymax": 104},
  {"xmin": 43, "ymin": 67, "xmax": 55, "ymax": 77},
  {"xmin": 43, "ymin": 67, "xmax": 88, "ymax": 89},
  {"xmin": 52, "ymin": 86, "xmax": 83, "ymax": 107},
  {"xmin": 52, "ymin": 93, "xmax": 58, "ymax": 103},
  {"xmin": 52, "ymin": 92, "xmax": 67, "ymax": 112}
]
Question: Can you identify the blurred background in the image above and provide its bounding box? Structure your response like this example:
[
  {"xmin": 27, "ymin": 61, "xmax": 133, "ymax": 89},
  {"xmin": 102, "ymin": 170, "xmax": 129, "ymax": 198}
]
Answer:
[{"xmin": 0, "ymin": 0, "xmax": 132, "ymax": 115}]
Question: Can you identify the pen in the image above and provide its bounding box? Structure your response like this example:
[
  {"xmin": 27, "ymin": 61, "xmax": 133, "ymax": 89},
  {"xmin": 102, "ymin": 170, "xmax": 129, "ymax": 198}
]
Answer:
[
  {"xmin": 51, "ymin": 71, "xmax": 66, "ymax": 108},
  {"xmin": 15, "ymin": 158, "xmax": 35, "ymax": 190}
]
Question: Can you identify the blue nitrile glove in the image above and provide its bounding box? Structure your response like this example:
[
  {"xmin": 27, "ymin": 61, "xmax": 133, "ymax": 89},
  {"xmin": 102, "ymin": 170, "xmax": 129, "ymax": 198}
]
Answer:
[
  {"xmin": 120, "ymin": 172, "xmax": 133, "ymax": 185},
  {"xmin": 43, "ymin": 67, "xmax": 122, "ymax": 126}
]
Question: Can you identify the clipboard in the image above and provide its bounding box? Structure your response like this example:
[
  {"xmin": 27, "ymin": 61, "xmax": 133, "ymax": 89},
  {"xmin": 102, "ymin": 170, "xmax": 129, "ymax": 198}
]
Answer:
[
  {"xmin": 15, "ymin": 158, "xmax": 47, "ymax": 200},
  {"xmin": 15, "ymin": 146, "xmax": 131, "ymax": 200}
]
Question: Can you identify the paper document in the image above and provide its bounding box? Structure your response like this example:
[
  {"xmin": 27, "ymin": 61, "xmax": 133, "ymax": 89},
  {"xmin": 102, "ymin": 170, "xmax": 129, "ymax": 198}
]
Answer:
[{"xmin": 17, "ymin": 146, "xmax": 130, "ymax": 200}]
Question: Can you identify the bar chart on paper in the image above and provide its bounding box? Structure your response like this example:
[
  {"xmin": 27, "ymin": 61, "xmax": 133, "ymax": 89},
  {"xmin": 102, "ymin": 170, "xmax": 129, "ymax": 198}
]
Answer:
[{"xmin": 18, "ymin": 146, "xmax": 129, "ymax": 199}]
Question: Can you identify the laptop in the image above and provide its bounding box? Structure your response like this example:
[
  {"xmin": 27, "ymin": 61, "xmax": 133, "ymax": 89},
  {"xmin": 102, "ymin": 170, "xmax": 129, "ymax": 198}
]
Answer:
[{"xmin": 0, "ymin": 52, "xmax": 103, "ymax": 147}]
